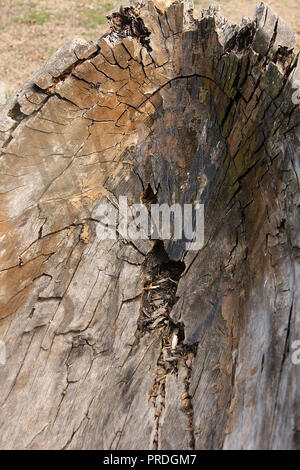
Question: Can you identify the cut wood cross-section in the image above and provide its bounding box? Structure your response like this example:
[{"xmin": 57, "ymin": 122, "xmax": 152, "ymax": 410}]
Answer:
[{"xmin": 0, "ymin": 1, "xmax": 299, "ymax": 450}]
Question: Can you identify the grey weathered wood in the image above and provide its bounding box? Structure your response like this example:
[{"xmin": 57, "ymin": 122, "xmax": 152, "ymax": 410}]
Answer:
[{"xmin": 0, "ymin": 1, "xmax": 299, "ymax": 449}]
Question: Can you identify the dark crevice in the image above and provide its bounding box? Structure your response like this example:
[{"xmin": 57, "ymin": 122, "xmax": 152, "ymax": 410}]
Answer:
[
  {"xmin": 134, "ymin": 238, "xmax": 197, "ymax": 449},
  {"xmin": 107, "ymin": 6, "xmax": 152, "ymax": 52},
  {"xmin": 261, "ymin": 353, "xmax": 265, "ymax": 373},
  {"xmin": 136, "ymin": 240, "xmax": 185, "ymax": 338},
  {"xmin": 7, "ymin": 102, "xmax": 26, "ymax": 122},
  {"xmin": 141, "ymin": 183, "xmax": 157, "ymax": 206}
]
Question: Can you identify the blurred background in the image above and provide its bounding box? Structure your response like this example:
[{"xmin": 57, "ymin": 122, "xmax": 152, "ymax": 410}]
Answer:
[{"xmin": 0, "ymin": 0, "xmax": 299, "ymax": 101}]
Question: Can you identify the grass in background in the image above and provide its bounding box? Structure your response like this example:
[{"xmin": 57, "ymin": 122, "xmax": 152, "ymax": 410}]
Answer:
[
  {"xmin": 13, "ymin": 11, "xmax": 51, "ymax": 25},
  {"xmin": 13, "ymin": 2, "xmax": 51, "ymax": 25},
  {"xmin": 80, "ymin": 12, "xmax": 106, "ymax": 29},
  {"xmin": 16, "ymin": 1, "xmax": 37, "ymax": 7},
  {"xmin": 79, "ymin": 3, "xmax": 116, "ymax": 30},
  {"xmin": 1, "ymin": 0, "xmax": 298, "ymax": 98}
]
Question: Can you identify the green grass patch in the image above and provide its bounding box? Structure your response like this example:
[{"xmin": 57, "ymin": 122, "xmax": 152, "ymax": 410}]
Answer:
[
  {"xmin": 194, "ymin": 0, "xmax": 214, "ymax": 7},
  {"xmin": 13, "ymin": 11, "xmax": 51, "ymax": 25},
  {"xmin": 16, "ymin": 1, "xmax": 37, "ymax": 8},
  {"xmin": 54, "ymin": 12, "xmax": 64, "ymax": 20},
  {"xmin": 80, "ymin": 10, "xmax": 107, "ymax": 29},
  {"xmin": 46, "ymin": 46, "xmax": 57, "ymax": 58},
  {"xmin": 13, "ymin": 16, "xmax": 25, "ymax": 23},
  {"xmin": 102, "ymin": 3, "xmax": 114, "ymax": 12},
  {"xmin": 27, "ymin": 11, "xmax": 51, "ymax": 25}
]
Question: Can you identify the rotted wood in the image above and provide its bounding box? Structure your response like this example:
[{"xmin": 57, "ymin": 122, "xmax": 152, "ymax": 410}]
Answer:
[{"xmin": 0, "ymin": 1, "xmax": 299, "ymax": 449}]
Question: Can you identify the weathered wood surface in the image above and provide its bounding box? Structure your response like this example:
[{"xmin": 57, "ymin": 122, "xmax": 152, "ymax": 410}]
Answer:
[{"xmin": 0, "ymin": 1, "xmax": 299, "ymax": 449}]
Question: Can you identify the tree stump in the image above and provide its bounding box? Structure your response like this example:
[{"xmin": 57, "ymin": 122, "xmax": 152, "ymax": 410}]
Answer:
[{"xmin": 0, "ymin": 1, "xmax": 299, "ymax": 450}]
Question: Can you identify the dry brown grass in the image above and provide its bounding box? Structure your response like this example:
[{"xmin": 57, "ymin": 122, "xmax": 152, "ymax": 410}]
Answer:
[{"xmin": 0, "ymin": 0, "xmax": 299, "ymax": 98}]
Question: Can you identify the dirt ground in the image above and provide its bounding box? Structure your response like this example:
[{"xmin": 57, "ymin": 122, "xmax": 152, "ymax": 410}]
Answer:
[{"xmin": 0, "ymin": 0, "xmax": 299, "ymax": 99}]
